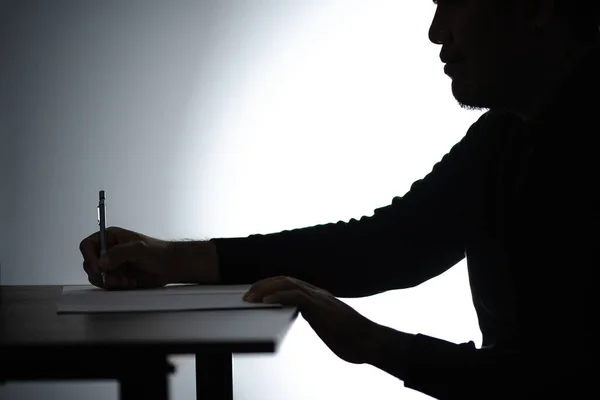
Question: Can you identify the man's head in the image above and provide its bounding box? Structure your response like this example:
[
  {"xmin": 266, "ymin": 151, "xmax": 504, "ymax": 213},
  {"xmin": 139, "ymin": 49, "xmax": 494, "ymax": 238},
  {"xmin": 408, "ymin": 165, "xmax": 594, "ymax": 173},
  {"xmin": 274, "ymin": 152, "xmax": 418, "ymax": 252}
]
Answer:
[{"xmin": 429, "ymin": 0, "xmax": 600, "ymax": 120}]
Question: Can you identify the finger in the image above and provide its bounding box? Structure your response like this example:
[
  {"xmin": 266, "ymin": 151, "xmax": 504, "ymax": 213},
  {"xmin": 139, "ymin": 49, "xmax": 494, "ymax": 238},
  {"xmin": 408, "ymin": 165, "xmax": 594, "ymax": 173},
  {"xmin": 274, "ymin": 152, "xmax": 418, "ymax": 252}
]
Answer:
[
  {"xmin": 83, "ymin": 260, "xmax": 101, "ymax": 281},
  {"xmin": 84, "ymin": 261, "xmax": 105, "ymax": 289},
  {"xmin": 296, "ymin": 279, "xmax": 329, "ymax": 294},
  {"xmin": 84, "ymin": 260, "xmax": 113, "ymax": 289},
  {"xmin": 245, "ymin": 276, "xmax": 310, "ymax": 301},
  {"xmin": 89, "ymin": 258, "xmax": 164, "ymax": 290},
  {"xmin": 79, "ymin": 227, "xmax": 126, "ymax": 273},
  {"xmin": 79, "ymin": 232, "xmax": 101, "ymax": 272},
  {"xmin": 243, "ymin": 276, "xmax": 287, "ymax": 300},
  {"xmin": 98, "ymin": 240, "xmax": 148, "ymax": 272},
  {"xmin": 103, "ymin": 272, "xmax": 137, "ymax": 291},
  {"xmin": 105, "ymin": 226, "xmax": 135, "ymax": 247},
  {"xmin": 262, "ymin": 289, "xmax": 312, "ymax": 309},
  {"xmin": 119, "ymin": 264, "xmax": 166, "ymax": 289}
]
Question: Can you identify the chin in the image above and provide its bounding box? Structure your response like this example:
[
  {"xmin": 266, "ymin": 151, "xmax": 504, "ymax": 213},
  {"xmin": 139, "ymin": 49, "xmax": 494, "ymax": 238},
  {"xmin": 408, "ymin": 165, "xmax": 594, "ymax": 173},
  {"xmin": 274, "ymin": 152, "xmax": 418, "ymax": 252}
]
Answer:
[{"xmin": 451, "ymin": 80, "xmax": 491, "ymax": 111}]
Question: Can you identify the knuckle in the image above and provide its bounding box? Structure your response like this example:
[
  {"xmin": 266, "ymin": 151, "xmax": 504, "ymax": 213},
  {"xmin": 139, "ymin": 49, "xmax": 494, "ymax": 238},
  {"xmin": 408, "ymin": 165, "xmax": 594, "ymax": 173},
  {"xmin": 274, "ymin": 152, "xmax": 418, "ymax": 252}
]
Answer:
[
  {"xmin": 79, "ymin": 238, "xmax": 87, "ymax": 253},
  {"xmin": 287, "ymin": 277, "xmax": 302, "ymax": 288},
  {"xmin": 136, "ymin": 240, "xmax": 149, "ymax": 253},
  {"xmin": 88, "ymin": 275, "xmax": 100, "ymax": 288},
  {"xmin": 84, "ymin": 261, "xmax": 99, "ymax": 274}
]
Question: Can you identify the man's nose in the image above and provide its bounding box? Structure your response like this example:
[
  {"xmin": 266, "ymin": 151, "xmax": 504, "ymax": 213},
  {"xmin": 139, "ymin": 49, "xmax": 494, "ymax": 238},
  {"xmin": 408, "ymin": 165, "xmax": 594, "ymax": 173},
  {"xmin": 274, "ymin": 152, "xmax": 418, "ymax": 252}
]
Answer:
[{"xmin": 428, "ymin": 12, "xmax": 450, "ymax": 45}]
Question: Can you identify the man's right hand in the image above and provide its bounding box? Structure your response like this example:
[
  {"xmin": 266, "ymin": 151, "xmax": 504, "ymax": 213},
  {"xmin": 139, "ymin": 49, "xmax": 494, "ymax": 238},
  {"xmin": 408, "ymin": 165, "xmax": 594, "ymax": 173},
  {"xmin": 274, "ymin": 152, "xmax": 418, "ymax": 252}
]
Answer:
[{"xmin": 79, "ymin": 226, "xmax": 220, "ymax": 290}]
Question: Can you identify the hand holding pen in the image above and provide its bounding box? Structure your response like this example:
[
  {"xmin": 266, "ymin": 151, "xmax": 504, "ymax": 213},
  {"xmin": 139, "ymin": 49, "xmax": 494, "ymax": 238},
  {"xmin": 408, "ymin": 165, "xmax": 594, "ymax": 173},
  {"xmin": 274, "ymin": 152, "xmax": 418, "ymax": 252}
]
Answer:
[{"xmin": 80, "ymin": 191, "xmax": 221, "ymax": 290}]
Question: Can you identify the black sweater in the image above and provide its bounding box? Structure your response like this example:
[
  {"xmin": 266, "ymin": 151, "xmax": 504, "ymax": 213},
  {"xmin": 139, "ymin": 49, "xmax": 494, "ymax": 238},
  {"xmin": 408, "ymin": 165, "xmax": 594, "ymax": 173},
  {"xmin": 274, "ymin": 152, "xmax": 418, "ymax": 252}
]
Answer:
[{"xmin": 211, "ymin": 45, "xmax": 600, "ymax": 399}]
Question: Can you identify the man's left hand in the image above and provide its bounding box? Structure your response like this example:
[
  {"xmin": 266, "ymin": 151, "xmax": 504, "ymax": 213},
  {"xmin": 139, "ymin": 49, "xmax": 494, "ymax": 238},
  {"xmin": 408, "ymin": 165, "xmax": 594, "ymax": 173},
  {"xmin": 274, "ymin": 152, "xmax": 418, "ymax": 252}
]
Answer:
[{"xmin": 243, "ymin": 276, "xmax": 379, "ymax": 365}]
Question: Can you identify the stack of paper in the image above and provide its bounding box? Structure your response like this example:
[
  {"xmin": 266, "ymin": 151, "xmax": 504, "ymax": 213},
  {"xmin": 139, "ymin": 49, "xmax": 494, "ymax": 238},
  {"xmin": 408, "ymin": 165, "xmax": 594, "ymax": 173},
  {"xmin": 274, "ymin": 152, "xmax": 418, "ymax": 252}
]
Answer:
[{"xmin": 57, "ymin": 284, "xmax": 282, "ymax": 314}]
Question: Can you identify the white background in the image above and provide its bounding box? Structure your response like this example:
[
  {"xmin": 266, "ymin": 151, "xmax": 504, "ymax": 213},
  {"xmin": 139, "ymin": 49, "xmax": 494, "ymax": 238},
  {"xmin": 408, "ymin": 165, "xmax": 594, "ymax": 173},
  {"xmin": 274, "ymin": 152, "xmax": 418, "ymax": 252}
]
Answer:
[{"xmin": 0, "ymin": 1, "xmax": 484, "ymax": 399}]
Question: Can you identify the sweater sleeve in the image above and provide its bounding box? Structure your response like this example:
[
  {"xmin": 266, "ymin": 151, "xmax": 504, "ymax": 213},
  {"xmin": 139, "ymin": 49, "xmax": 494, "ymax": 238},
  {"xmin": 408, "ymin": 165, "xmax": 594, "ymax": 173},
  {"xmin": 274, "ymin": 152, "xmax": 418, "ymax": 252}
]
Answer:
[
  {"xmin": 400, "ymin": 333, "xmax": 589, "ymax": 399},
  {"xmin": 210, "ymin": 112, "xmax": 499, "ymax": 297}
]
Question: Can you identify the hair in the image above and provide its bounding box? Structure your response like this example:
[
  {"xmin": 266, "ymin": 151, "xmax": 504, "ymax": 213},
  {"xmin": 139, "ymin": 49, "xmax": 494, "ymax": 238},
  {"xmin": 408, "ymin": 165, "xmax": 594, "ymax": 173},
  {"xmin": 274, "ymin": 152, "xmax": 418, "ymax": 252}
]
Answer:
[
  {"xmin": 500, "ymin": 0, "xmax": 600, "ymax": 43},
  {"xmin": 553, "ymin": 0, "xmax": 600, "ymax": 43}
]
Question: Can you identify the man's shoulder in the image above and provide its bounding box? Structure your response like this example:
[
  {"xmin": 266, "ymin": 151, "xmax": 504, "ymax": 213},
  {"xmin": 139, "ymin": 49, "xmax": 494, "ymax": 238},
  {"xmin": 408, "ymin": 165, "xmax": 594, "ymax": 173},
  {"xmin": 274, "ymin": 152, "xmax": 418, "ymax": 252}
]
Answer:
[
  {"xmin": 470, "ymin": 109, "xmax": 523, "ymax": 134},
  {"xmin": 457, "ymin": 110, "xmax": 524, "ymax": 154},
  {"xmin": 449, "ymin": 110, "xmax": 526, "ymax": 171}
]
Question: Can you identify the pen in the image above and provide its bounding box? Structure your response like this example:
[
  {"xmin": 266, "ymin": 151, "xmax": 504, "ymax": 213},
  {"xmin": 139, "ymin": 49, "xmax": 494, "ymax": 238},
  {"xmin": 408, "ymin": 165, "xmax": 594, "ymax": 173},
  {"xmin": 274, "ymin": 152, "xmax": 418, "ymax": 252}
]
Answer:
[{"xmin": 98, "ymin": 190, "xmax": 107, "ymax": 286}]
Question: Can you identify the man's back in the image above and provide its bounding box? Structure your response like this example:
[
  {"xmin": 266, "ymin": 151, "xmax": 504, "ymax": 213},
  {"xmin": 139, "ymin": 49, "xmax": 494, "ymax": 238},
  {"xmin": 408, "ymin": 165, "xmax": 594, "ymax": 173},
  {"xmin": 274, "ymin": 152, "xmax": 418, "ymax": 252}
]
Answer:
[
  {"xmin": 211, "ymin": 44, "xmax": 600, "ymax": 398},
  {"xmin": 468, "ymin": 45, "xmax": 600, "ymax": 347}
]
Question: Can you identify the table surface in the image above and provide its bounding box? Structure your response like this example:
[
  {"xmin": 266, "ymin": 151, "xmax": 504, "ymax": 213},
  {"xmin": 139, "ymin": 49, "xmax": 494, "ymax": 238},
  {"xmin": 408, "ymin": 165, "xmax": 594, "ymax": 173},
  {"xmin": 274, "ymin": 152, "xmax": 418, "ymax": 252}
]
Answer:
[{"xmin": 0, "ymin": 285, "xmax": 299, "ymax": 358}]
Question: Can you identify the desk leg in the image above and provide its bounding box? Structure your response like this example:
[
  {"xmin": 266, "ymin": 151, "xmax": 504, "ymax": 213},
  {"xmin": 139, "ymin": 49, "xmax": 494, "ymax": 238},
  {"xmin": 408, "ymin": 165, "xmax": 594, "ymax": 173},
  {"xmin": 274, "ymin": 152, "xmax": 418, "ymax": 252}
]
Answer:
[
  {"xmin": 119, "ymin": 356, "xmax": 173, "ymax": 400},
  {"xmin": 196, "ymin": 352, "xmax": 233, "ymax": 400}
]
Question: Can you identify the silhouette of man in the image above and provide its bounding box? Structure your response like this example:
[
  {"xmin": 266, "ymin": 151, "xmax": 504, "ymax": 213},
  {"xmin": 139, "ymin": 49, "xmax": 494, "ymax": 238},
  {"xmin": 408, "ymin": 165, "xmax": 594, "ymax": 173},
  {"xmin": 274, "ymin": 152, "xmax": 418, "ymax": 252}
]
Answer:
[{"xmin": 81, "ymin": 1, "xmax": 600, "ymax": 398}]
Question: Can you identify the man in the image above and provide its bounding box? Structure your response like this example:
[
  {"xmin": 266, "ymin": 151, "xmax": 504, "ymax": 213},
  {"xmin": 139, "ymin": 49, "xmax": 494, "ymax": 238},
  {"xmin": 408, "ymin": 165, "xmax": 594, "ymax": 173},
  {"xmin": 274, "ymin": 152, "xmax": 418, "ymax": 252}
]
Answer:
[{"xmin": 80, "ymin": 0, "xmax": 600, "ymax": 398}]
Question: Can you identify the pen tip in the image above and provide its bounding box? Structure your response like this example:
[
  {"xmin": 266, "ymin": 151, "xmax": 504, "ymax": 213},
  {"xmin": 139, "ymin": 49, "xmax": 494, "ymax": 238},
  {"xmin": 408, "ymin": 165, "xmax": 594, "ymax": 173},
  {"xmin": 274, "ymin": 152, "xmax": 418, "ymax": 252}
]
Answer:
[{"xmin": 99, "ymin": 190, "xmax": 105, "ymax": 198}]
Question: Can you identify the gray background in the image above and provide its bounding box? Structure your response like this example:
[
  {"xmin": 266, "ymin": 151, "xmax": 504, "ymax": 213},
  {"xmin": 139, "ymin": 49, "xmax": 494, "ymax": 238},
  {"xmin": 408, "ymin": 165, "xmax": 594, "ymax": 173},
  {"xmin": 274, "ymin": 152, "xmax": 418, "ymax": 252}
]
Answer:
[{"xmin": 0, "ymin": 1, "xmax": 482, "ymax": 399}]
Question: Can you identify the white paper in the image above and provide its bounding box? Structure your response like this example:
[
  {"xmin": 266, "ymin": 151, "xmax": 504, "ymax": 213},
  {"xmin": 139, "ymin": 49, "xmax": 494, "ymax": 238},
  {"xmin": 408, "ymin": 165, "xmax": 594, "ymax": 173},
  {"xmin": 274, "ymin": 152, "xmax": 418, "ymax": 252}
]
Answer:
[{"xmin": 57, "ymin": 284, "xmax": 282, "ymax": 314}]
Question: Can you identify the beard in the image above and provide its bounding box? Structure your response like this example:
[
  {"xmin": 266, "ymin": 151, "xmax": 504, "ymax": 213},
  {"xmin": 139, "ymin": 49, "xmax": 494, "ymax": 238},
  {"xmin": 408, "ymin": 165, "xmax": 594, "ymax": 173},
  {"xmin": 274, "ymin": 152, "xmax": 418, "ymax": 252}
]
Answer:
[
  {"xmin": 457, "ymin": 101, "xmax": 489, "ymax": 112},
  {"xmin": 450, "ymin": 75, "xmax": 504, "ymax": 114}
]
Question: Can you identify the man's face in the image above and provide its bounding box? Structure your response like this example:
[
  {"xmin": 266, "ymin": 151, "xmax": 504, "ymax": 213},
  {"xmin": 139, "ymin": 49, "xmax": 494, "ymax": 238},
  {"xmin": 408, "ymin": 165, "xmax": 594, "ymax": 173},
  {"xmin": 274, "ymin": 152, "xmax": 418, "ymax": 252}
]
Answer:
[{"xmin": 429, "ymin": 0, "xmax": 534, "ymax": 112}]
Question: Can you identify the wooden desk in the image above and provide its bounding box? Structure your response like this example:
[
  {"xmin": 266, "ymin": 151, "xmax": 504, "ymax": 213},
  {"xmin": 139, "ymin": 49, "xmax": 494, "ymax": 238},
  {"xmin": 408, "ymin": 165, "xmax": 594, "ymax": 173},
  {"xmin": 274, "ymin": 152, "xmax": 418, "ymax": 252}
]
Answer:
[{"xmin": 0, "ymin": 285, "xmax": 298, "ymax": 400}]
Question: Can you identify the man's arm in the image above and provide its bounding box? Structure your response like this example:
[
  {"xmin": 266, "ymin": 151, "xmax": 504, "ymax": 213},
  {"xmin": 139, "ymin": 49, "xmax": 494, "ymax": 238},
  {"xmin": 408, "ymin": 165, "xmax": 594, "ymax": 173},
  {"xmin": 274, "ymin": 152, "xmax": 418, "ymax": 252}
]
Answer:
[
  {"xmin": 364, "ymin": 324, "xmax": 585, "ymax": 400},
  {"xmin": 209, "ymin": 111, "xmax": 506, "ymax": 297}
]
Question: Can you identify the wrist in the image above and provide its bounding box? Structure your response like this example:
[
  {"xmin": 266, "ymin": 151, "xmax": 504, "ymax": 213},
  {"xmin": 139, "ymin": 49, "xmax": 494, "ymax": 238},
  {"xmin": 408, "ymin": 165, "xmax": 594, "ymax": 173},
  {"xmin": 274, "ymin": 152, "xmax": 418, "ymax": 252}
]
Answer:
[
  {"xmin": 364, "ymin": 323, "xmax": 414, "ymax": 381},
  {"xmin": 166, "ymin": 240, "xmax": 220, "ymax": 284}
]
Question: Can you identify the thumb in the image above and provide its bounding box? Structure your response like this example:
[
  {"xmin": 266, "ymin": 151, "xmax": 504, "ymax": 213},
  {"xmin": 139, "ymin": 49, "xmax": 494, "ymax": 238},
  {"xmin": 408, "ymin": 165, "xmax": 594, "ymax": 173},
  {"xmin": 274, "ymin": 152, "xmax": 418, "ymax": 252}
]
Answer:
[{"xmin": 98, "ymin": 240, "xmax": 148, "ymax": 272}]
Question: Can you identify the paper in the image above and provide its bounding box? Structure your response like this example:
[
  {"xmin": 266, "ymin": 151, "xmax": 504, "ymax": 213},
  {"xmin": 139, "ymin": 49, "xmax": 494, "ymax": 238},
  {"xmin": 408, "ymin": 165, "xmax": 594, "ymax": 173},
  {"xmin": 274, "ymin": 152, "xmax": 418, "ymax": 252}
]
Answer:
[{"xmin": 57, "ymin": 284, "xmax": 282, "ymax": 314}]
